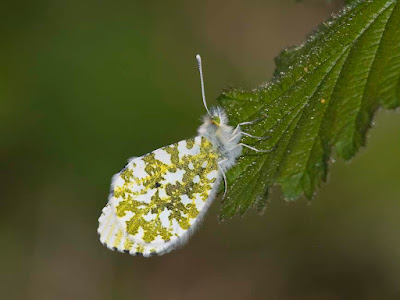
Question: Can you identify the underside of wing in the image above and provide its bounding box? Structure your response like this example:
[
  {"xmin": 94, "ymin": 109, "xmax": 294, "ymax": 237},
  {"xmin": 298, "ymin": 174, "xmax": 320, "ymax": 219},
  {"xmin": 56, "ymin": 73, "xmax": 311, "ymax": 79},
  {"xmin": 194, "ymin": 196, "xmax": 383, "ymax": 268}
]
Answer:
[{"xmin": 98, "ymin": 136, "xmax": 221, "ymax": 256}]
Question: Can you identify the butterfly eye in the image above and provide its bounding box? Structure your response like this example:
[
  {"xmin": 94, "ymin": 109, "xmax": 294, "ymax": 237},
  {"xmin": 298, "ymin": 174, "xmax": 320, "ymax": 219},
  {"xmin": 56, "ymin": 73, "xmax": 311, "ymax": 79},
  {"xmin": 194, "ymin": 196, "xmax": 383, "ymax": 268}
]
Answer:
[{"xmin": 211, "ymin": 116, "xmax": 220, "ymax": 124}]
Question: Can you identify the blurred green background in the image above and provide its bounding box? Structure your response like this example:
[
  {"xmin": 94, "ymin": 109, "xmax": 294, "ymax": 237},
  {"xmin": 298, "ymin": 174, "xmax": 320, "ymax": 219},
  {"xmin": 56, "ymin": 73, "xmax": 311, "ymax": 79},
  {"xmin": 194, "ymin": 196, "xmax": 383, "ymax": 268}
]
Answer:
[{"xmin": 2, "ymin": 0, "xmax": 400, "ymax": 299}]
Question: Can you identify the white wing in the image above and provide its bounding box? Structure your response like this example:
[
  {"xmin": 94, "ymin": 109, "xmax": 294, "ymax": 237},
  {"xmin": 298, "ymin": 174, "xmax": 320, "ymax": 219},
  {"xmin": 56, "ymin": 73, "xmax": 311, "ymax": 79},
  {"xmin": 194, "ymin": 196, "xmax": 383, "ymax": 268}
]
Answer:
[{"xmin": 98, "ymin": 136, "xmax": 221, "ymax": 256}]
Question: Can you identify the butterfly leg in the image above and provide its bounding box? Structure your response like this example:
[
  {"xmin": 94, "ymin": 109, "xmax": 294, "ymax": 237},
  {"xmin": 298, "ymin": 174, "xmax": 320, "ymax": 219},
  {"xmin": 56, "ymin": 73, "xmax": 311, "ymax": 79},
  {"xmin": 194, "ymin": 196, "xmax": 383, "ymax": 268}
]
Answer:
[
  {"xmin": 229, "ymin": 143, "xmax": 276, "ymax": 153},
  {"xmin": 231, "ymin": 116, "xmax": 267, "ymax": 135},
  {"xmin": 241, "ymin": 132, "xmax": 271, "ymax": 140},
  {"xmin": 230, "ymin": 117, "xmax": 270, "ymax": 142},
  {"xmin": 236, "ymin": 117, "xmax": 266, "ymax": 127},
  {"xmin": 228, "ymin": 131, "xmax": 271, "ymax": 142},
  {"xmin": 218, "ymin": 160, "xmax": 228, "ymax": 199}
]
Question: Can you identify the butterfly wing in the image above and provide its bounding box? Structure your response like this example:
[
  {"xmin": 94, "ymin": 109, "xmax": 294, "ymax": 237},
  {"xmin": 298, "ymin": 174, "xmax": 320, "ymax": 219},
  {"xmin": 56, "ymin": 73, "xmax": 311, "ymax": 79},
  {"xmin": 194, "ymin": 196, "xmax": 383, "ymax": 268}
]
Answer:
[{"xmin": 98, "ymin": 136, "xmax": 221, "ymax": 256}]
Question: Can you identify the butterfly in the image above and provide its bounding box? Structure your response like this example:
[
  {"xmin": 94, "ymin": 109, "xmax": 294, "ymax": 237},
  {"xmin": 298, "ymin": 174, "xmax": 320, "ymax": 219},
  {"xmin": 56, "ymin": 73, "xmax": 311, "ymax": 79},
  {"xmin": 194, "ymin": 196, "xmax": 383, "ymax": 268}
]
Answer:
[{"xmin": 97, "ymin": 55, "xmax": 271, "ymax": 256}]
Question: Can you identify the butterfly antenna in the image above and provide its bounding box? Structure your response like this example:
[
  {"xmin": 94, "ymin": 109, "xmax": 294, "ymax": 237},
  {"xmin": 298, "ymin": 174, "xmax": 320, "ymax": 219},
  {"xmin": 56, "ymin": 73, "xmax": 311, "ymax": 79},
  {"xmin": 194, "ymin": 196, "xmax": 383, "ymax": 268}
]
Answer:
[{"xmin": 196, "ymin": 54, "xmax": 212, "ymax": 117}]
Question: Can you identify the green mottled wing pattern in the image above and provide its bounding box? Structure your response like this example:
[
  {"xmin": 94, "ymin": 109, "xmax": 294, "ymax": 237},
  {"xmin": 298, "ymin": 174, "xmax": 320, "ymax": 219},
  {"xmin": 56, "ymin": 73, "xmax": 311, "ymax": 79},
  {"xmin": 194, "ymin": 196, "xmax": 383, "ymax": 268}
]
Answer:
[{"xmin": 98, "ymin": 136, "xmax": 221, "ymax": 256}]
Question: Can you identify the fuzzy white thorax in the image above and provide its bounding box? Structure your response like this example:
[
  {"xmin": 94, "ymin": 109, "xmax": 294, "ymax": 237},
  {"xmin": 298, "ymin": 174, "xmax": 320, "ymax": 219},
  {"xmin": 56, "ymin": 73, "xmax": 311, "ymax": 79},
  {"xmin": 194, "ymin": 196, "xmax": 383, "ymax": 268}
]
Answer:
[{"xmin": 197, "ymin": 107, "xmax": 242, "ymax": 171}]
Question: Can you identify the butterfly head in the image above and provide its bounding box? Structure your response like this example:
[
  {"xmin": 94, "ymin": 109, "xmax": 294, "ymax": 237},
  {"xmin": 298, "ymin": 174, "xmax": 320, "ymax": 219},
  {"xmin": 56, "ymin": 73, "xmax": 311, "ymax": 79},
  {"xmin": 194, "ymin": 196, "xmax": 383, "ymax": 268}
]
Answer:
[
  {"xmin": 198, "ymin": 106, "xmax": 237, "ymax": 143},
  {"xmin": 208, "ymin": 106, "xmax": 228, "ymax": 126}
]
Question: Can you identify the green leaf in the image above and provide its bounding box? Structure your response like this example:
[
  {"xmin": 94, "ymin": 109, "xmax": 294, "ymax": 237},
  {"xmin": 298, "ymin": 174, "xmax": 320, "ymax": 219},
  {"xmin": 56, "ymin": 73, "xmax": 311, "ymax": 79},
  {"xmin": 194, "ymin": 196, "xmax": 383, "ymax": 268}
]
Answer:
[
  {"xmin": 345, "ymin": 0, "xmax": 360, "ymax": 6},
  {"xmin": 218, "ymin": 0, "xmax": 400, "ymax": 219}
]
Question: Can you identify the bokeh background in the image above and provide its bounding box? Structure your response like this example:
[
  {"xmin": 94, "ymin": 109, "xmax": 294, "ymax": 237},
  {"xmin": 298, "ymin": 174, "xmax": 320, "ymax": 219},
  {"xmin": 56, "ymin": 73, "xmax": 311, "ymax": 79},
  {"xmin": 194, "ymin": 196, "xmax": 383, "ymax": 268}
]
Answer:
[{"xmin": 2, "ymin": 0, "xmax": 400, "ymax": 299}]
